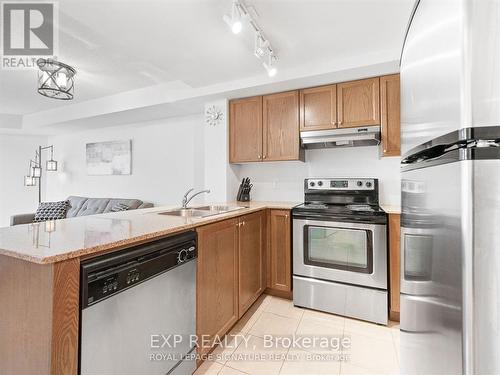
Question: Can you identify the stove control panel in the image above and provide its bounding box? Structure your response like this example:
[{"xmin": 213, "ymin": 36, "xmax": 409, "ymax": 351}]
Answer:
[{"xmin": 306, "ymin": 178, "xmax": 376, "ymax": 191}]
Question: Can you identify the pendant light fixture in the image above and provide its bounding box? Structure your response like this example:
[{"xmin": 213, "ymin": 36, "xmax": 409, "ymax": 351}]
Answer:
[{"xmin": 36, "ymin": 58, "xmax": 76, "ymax": 100}]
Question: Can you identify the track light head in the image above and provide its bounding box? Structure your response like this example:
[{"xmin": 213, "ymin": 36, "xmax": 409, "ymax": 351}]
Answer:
[
  {"xmin": 263, "ymin": 53, "xmax": 277, "ymax": 77},
  {"xmin": 223, "ymin": 1, "xmax": 243, "ymax": 34},
  {"xmin": 254, "ymin": 33, "xmax": 269, "ymax": 58}
]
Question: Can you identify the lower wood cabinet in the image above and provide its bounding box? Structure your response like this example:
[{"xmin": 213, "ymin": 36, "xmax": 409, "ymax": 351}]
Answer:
[
  {"xmin": 267, "ymin": 209, "xmax": 292, "ymax": 298},
  {"xmin": 388, "ymin": 213, "xmax": 401, "ymax": 321},
  {"xmin": 238, "ymin": 211, "xmax": 265, "ymax": 317},
  {"xmin": 196, "ymin": 211, "xmax": 266, "ymax": 356},
  {"xmin": 196, "ymin": 218, "xmax": 239, "ymax": 357}
]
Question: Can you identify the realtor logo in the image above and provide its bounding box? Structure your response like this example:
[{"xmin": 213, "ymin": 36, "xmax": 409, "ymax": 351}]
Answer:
[{"xmin": 1, "ymin": 2, "xmax": 58, "ymax": 69}]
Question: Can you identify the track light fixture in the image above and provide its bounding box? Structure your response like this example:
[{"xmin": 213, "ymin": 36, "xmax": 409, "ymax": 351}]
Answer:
[
  {"xmin": 254, "ymin": 33, "xmax": 269, "ymax": 58},
  {"xmin": 223, "ymin": 0, "xmax": 244, "ymax": 34},
  {"xmin": 263, "ymin": 53, "xmax": 277, "ymax": 77},
  {"xmin": 223, "ymin": 1, "xmax": 278, "ymax": 77}
]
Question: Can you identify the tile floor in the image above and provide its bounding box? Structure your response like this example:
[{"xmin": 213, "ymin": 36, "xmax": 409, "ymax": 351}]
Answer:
[{"xmin": 194, "ymin": 294, "xmax": 400, "ymax": 375}]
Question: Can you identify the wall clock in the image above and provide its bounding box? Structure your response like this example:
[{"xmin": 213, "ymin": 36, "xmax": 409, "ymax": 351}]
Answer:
[{"xmin": 205, "ymin": 105, "xmax": 224, "ymax": 126}]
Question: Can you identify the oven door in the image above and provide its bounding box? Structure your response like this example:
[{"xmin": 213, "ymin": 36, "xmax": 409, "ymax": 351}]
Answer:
[{"xmin": 293, "ymin": 218, "xmax": 387, "ymax": 289}]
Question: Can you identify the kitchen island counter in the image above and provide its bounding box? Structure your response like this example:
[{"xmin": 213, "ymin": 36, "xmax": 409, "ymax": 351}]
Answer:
[{"xmin": 0, "ymin": 201, "xmax": 299, "ymax": 264}]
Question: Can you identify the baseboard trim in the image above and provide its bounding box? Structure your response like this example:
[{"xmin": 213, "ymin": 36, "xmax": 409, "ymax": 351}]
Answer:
[{"xmin": 264, "ymin": 288, "xmax": 292, "ymax": 300}]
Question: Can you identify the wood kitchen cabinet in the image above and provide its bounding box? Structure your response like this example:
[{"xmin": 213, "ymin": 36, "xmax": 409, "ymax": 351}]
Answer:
[
  {"xmin": 300, "ymin": 84, "xmax": 337, "ymax": 131},
  {"xmin": 229, "ymin": 92, "xmax": 303, "ymax": 163},
  {"xmin": 197, "ymin": 212, "xmax": 266, "ymax": 355},
  {"xmin": 388, "ymin": 213, "xmax": 401, "ymax": 321},
  {"xmin": 380, "ymin": 74, "xmax": 401, "ymax": 157},
  {"xmin": 229, "ymin": 96, "xmax": 263, "ymax": 163},
  {"xmin": 196, "ymin": 218, "xmax": 239, "ymax": 356},
  {"xmin": 262, "ymin": 90, "xmax": 303, "ymax": 161},
  {"xmin": 238, "ymin": 211, "xmax": 265, "ymax": 317},
  {"xmin": 337, "ymin": 77, "xmax": 380, "ymax": 128},
  {"xmin": 266, "ymin": 209, "xmax": 292, "ymax": 298}
]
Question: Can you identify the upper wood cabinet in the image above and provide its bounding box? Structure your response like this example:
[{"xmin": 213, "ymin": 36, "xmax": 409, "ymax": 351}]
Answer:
[
  {"xmin": 229, "ymin": 96, "xmax": 263, "ymax": 163},
  {"xmin": 337, "ymin": 77, "xmax": 380, "ymax": 128},
  {"xmin": 300, "ymin": 85, "xmax": 337, "ymax": 131},
  {"xmin": 196, "ymin": 219, "xmax": 239, "ymax": 356},
  {"xmin": 263, "ymin": 91, "xmax": 302, "ymax": 161},
  {"xmin": 229, "ymin": 92, "xmax": 302, "ymax": 163},
  {"xmin": 238, "ymin": 211, "xmax": 265, "ymax": 317},
  {"xmin": 380, "ymin": 74, "xmax": 401, "ymax": 157},
  {"xmin": 267, "ymin": 209, "xmax": 292, "ymax": 295}
]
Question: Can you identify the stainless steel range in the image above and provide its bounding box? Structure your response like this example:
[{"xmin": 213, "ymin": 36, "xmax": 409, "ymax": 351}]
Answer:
[{"xmin": 292, "ymin": 178, "xmax": 388, "ymax": 325}]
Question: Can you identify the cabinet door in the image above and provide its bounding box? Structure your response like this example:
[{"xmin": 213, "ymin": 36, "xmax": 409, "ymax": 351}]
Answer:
[
  {"xmin": 380, "ymin": 74, "xmax": 401, "ymax": 157},
  {"xmin": 238, "ymin": 211, "xmax": 265, "ymax": 318},
  {"xmin": 229, "ymin": 96, "xmax": 263, "ymax": 163},
  {"xmin": 337, "ymin": 77, "xmax": 380, "ymax": 128},
  {"xmin": 268, "ymin": 210, "xmax": 291, "ymax": 292},
  {"xmin": 196, "ymin": 219, "xmax": 239, "ymax": 356},
  {"xmin": 389, "ymin": 213, "xmax": 401, "ymax": 321},
  {"xmin": 300, "ymin": 85, "xmax": 337, "ymax": 131},
  {"xmin": 262, "ymin": 91, "xmax": 301, "ymax": 161}
]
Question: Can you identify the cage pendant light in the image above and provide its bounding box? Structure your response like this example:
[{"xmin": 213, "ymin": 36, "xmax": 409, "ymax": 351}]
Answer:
[{"xmin": 37, "ymin": 58, "xmax": 76, "ymax": 100}]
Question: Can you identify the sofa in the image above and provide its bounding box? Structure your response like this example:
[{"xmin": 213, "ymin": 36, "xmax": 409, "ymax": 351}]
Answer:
[{"xmin": 10, "ymin": 196, "xmax": 154, "ymax": 226}]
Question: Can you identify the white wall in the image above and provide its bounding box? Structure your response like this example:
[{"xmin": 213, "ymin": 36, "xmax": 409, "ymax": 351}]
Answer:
[
  {"xmin": 231, "ymin": 147, "xmax": 401, "ymax": 206},
  {"xmin": 35, "ymin": 110, "xmax": 400, "ymax": 217},
  {"xmin": 45, "ymin": 115, "xmax": 206, "ymax": 207},
  {"xmin": 0, "ymin": 134, "xmax": 48, "ymax": 227}
]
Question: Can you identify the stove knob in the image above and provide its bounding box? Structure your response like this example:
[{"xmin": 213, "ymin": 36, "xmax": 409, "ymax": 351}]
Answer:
[
  {"xmin": 309, "ymin": 181, "xmax": 316, "ymax": 187},
  {"xmin": 366, "ymin": 181, "xmax": 372, "ymax": 188},
  {"xmin": 357, "ymin": 181, "xmax": 363, "ymax": 187},
  {"xmin": 318, "ymin": 181, "xmax": 323, "ymax": 187}
]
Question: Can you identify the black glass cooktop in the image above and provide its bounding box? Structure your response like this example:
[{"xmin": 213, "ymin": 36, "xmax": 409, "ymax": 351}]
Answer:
[{"xmin": 292, "ymin": 203, "xmax": 387, "ymax": 224}]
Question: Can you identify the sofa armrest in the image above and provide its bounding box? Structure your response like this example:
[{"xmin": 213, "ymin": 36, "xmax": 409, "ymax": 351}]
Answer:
[
  {"xmin": 138, "ymin": 202, "xmax": 153, "ymax": 209},
  {"xmin": 10, "ymin": 213, "xmax": 35, "ymax": 226}
]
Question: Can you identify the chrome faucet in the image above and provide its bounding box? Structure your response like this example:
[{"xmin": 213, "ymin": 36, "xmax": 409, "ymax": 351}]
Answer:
[{"xmin": 181, "ymin": 188, "xmax": 211, "ymax": 209}]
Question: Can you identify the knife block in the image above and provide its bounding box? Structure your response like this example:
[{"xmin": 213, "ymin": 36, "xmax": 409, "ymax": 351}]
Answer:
[{"xmin": 238, "ymin": 191, "xmax": 250, "ymax": 202}]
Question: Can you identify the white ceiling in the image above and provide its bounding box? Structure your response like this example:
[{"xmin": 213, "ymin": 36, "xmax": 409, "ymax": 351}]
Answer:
[{"xmin": 0, "ymin": 0, "xmax": 414, "ymax": 122}]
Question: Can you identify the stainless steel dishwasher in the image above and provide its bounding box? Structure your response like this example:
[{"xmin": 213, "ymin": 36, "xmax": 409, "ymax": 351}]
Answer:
[{"xmin": 80, "ymin": 231, "xmax": 197, "ymax": 375}]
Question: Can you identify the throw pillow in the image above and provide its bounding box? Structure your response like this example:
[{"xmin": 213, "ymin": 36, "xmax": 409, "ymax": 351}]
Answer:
[
  {"xmin": 33, "ymin": 201, "xmax": 70, "ymax": 222},
  {"xmin": 110, "ymin": 203, "xmax": 130, "ymax": 212}
]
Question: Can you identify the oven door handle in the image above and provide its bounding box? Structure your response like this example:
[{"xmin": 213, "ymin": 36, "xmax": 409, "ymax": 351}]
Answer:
[{"xmin": 293, "ymin": 218, "xmax": 383, "ymax": 231}]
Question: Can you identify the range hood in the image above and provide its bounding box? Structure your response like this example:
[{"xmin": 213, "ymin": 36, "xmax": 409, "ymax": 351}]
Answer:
[{"xmin": 300, "ymin": 126, "xmax": 381, "ymax": 149}]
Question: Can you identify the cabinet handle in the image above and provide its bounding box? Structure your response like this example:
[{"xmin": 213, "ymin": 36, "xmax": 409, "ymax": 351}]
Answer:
[
  {"xmin": 285, "ymin": 214, "xmax": 289, "ymax": 218},
  {"xmin": 258, "ymin": 154, "xmax": 261, "ymax": 159},
  {"xmin": 263, "ymin": 155, "xmax": 267, "ymax": 159},
  {"xmin": 242, "ymin": 221, "xmax": 246, "ymax": 226}
]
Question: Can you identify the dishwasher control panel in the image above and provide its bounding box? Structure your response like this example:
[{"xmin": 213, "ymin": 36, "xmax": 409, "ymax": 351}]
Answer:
[{"xmin": 81, "ymin": 231, "xmax": 197, "ymax": 308}]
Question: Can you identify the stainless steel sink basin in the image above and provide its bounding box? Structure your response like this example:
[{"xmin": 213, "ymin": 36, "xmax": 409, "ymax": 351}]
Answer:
[
  {"xmin": 158, "ymin": 209, "xmax": 215, "ymax": 218},
  {"xmin": 195, "ymin": 205, "xmax": 244, "ymax": 213},
  {"xmin": 157, "ymin": 205, "xmax": 245, "ymax": 218}
]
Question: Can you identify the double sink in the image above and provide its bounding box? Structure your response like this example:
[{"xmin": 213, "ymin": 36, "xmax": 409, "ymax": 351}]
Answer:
[{"xmin": 158, "ymin": 205, "xmax": 245, "ymax": 218}]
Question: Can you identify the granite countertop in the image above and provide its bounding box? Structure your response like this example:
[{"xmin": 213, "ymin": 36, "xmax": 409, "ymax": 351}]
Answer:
[
  {"xmin": 0, "ymin": 201, "xmax": 299, "ymax": 264},
  {"xmin": 380, "ymin": 204, "xmax": 401, "ymax": 214}
]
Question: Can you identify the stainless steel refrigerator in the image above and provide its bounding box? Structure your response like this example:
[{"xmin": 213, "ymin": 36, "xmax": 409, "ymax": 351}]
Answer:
[{"xmin": 400, "ymin": 0, "xmax": 500, "ymax": 374}]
